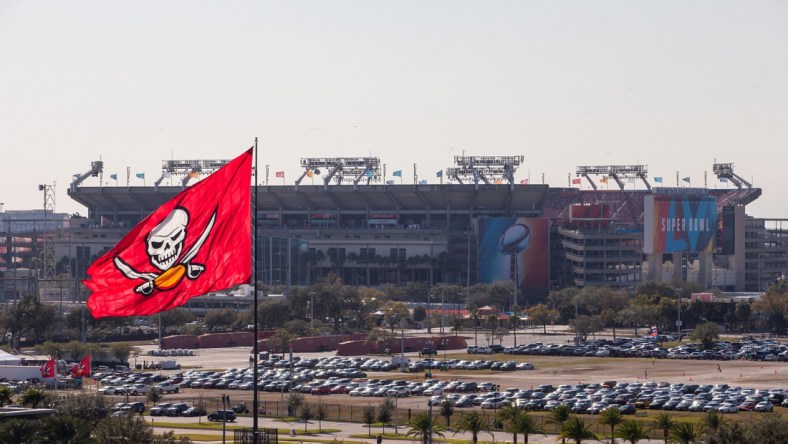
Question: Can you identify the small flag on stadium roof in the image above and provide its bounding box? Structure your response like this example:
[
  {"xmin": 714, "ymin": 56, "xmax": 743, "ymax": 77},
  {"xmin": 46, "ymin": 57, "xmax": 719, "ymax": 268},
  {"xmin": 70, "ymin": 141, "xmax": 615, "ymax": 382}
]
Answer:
[
  {"xmin": 306, "ymin": 170, "xmax": 314, "ymax": 178},
  {"xmin": 436, "ymin": 170, "xmax": 443, "ymax": 178},
  {"xmin": 365, "ymin": 170, "xmax": 373, "ymax": 177},
  {"xmin": 600, "ymin": 177, "xmax": 608, "ymax": 184},
  {"xmin": 386, "ymin": 180, "xmax": 395, "ymax": 185},
  {"xmin": 110, "ymin": 174, "xmax": 118, "ymax": 181},
  {"xmin": 520, "ymin": 179, "xmax": 528, "ymax": 184},
  {"xmin": 419, "ymin": 179, "xmax": 427, "ymax": 185},
  {"xmin": 682, "ymin": 176, "xmax": 691, "ymax": 183},
  {"xmin": 392, "ymin": 170, "xmax": 402, "ymax": 177},
  {"xmin": 654, "ymin": 176, "xmax": 663, "ymax": 183},
  {"xmin": 571, "ymin": 178, "xmax": 581, "ymax": 185},
  {"xmin": 275, "ymin": 171, "xmax": 284, "ymax": 178},
  {"xmin": 720, "ymin": 177, "xmax": 728, "ymax": 182},
  {"xmin": 136, "ymin": 173, "xmax": 145, "ymax": 180}
]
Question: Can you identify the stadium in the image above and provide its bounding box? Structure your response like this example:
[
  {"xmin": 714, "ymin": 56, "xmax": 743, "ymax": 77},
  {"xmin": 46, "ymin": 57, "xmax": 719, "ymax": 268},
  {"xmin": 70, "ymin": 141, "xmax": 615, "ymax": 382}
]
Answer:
[{"xmin": 2, "ymin": 155, "xmax": 786, "ymax": 305}]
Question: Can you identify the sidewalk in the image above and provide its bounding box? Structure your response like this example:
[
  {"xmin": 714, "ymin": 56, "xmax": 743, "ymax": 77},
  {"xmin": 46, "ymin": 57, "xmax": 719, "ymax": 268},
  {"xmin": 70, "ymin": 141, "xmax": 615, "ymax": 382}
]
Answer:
[{"xmin": 151, "ymin": 415, "xmax": 663, "ymax": 443}]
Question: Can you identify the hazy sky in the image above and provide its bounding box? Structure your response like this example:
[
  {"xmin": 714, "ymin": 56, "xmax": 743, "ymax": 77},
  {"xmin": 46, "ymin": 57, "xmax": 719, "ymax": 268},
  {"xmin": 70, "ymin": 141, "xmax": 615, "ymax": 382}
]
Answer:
[{"xmin": 2, "ymin": 1, "xmax": 787, "ymax": 217}]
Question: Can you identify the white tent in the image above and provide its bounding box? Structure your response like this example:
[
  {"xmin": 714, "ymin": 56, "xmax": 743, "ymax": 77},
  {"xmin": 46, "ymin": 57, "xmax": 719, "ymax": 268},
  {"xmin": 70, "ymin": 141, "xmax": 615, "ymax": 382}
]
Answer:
[{"xmin": 0, "ymin": 350, "xmax": 22, "ymax": 366}]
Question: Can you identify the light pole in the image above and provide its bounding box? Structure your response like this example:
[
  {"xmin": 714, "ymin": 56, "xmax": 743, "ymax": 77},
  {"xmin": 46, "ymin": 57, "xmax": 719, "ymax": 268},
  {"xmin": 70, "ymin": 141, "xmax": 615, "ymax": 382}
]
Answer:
[
  {"xmin": 426, "ymin": 293, "xmax": 432, "ymax": 334},
  {"xmin": 221, "ymin": 393, "xmax": 228, "ymax": 444},
  {"xmin": 400, "ymin": 318, "xmax": 406, "ymax": 371},
  {"xmin": 676, "ymin": 288, "xmax": 682, "ymax": 341},
  {"xmin": 309, "ymin": 291, "xmax": 315, "ymax": 330}
]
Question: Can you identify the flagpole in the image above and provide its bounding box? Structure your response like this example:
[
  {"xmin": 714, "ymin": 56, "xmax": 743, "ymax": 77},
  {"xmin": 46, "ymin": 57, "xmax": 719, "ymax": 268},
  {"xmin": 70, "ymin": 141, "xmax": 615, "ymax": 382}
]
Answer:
[{"xmin": 252, "ymin": 137, "xmax": 260, "ymax": 441}]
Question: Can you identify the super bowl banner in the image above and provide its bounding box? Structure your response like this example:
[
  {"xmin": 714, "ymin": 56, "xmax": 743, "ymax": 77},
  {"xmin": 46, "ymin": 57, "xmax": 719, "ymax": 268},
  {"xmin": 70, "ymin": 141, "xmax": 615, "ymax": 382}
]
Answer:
[
  {"xmin": 644, "ymin": 195, "xmax": 717, "ymax": 254},
  {"xmin": 477, "ymin": 217, "xmax": 549, "ymax": 289}
]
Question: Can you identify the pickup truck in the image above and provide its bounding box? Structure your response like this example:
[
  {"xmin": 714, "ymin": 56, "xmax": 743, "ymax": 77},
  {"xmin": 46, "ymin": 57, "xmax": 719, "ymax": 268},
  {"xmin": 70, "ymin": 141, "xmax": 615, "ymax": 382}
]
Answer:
[{"xmin": 154, "ymin": 382, "xmax": 180, "ymax": 394}]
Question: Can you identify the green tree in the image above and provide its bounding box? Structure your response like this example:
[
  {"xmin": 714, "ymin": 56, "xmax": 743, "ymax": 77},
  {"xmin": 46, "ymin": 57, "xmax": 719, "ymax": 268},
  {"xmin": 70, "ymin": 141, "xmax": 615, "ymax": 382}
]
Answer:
[
  {"xmin": 38, "ymin": 415, "xmax": 92, "ymax": 444},
  {"xmin": 614, "ymin": 420, "xmax": 648, "ymax": 444},
  {"xmin": 315, "ymin": 401, "xmax": 327, "ymax": 431},
  {"xmin": 669, "ymin": 422, "xmax": 701, "ymax": 444},
  {"xmin": 203, "ymin": 307, "xmax": 238, "ymax": 332},
  {"xmin": 300, "ymin": 403, "xmax": 314, "ymax": 431},
  {"xmin": 19, "ymin": 387, "xmax": 47, "ymax": 408},
  {"xmin": 700, "ymin": 411, "xmax": 727, "ymax": 435},
  {"xmin": 55, "ymin": 393, "xmax": 109, "ymax": 424},
  {"xmin": 287, "ymin": 392, "xmax": 304, "ymax": 417},
  {"xmin": 453, "ymin": 411, "xmax": 491, "ymax": 444},
  {"xmin": 690, "ymin": 322, "xmax": 720, "ymax": 349},
  {"xmin": 412, "ymin": 305, "xmax": 427, "ymax": 323},
  {"xmin": 650, "ymin": 413, "xmax": 675, "ymax": 444},
  {"xmin": 110, "ymin": 342, "xmax": 136, "ymax": 365},
  {"xmin": 468, "ymin": 304, "xmax": 480, "ymax": 345},
  {"xmin": 599, "ymin": 406, "xmax": 624, "ymax": 444},
  {"xmin": 92, "ymin": 415, "xmax": 157, "ymax": 444},
  {"xmin": 0, "ymin": 418, "xmax": 38, "ymax": 444},
  {"xmin": 558, "ymin": 415, "xmax": 598, "ymax": 444},
  {"xmin": 735, "ymin": 301, "xmax": 752, "ymax": 331},
  {"xmin": 499, "ymin": 405, "xmax": 542, "ymax": 444},
  {"xmin": 526, "ymin": 304, "xmax": 556, "ymax": 334},
  {"xmin": 509, "ymin": 412, "xmax": 542, "ymax": 444},
  {"xmin": 148, "ymin": 388, "xmax": 162, "ymax": 406},
  {"xmin": 267, "ymin": 329, "xmax": 294, "ymax": 355},
  {"xmin": 406, "ymin": 412, "xmax": 445, "ymax": 444},
  {"xmin": 570, "ymin": 315, "xmax": 604, "ymax": 342},
  {"xmin": 0, "ymin": 386, "xmax": 12, "ymax": 407},
  {"xmin": 376, "ymin": 397, "xmax": 395, "ymax": 434},
  {"xmin": 439, "ymin": 399, "xmax": 455, "ymax": 427},
  {"xmin": 363, "ymin": 406, "xmax": 376, "ymax": 436},
  {"xmin": 548, "ymin": 404, "xmax": 572, "ymax": 444}
]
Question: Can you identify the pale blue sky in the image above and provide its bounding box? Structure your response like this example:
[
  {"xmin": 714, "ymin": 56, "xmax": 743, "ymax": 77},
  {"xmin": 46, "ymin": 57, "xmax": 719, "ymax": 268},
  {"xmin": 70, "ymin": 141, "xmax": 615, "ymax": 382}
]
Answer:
[{"xmin": 1, "ymin": 1, "xmax": 786, "ymax": 216}]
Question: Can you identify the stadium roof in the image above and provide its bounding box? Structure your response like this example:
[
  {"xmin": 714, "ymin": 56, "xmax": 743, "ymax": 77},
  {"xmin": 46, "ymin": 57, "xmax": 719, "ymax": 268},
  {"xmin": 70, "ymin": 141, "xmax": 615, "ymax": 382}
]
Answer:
[{"xmin": 68, "ymin": 184, "xmax": 551, "ymax": 214}]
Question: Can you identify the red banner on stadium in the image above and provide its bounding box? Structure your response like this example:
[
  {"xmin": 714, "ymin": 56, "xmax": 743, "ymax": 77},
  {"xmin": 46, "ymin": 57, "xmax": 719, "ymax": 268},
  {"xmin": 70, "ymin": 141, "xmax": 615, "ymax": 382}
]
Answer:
[{"xmin": 85, "ymin": 149, "xmax": 252, "ymax": 318}]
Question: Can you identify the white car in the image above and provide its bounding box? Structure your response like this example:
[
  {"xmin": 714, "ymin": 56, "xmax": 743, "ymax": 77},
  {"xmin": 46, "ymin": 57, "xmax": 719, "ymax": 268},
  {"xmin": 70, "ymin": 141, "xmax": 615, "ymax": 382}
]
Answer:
[
  {"xmin": 98, "ymin": 386, "xmax": 118, "ymax": 395},
  {"xmin": 481, "ymin": 399, "xmax": 503, "ymax": 409},
  {"xmin": 717, "ymin": 402, "xmax": 738, "ymax": 413}
]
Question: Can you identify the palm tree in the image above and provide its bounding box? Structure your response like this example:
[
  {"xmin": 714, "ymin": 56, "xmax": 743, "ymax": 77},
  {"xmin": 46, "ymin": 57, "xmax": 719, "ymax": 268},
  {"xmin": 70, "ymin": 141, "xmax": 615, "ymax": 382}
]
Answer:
[
  {"xmin": 511, "ymin": 305, "xmax": 522, "ymax": 347},
  {"xmin": 486, "ymin": 314, "xmax": 499, "ymax": 342},
  {"xmin": 439, "ymin": 399, "xmax": 455, "ymax": 427},
  {"xmin": 0, "ymin": 386, "xmax": 12, "ymax": 407},
  {"xmin": 19, "ymin": 387, "xmax": 47, "ymax": 408},
  {"xmin": 558, "ymin": 415, "xmax": 598, "ymax": 444},
  {"xmin": 498, "ymin": 405, "xmax": 525, "ymax": 444},
  {"xmin": 453, "ymin": 411, "xmax": 491, "ymax": 444},
  {"xmin": 548, "ymin": 404, "xmax": 572, "ymax": 444},
  {"xmin": 699, "ymin": 411, "xmax": 726, "ymax": 435},
  {"xmin": 508, "ymin": 411, "xmax": 543, "ymax": 444},
  {"xmin": 406, "ymin": 412, "xmax": 445, "ymax": 444},
  {"xmin": 599, "ymin": 405, "xmax": 624, "ymax": 444},
  {"xmin": 467, "ymin": 304, "xmax": 480, "ymax": 345},
  {"xmin": 38, "ymin": 415, "xmax": 92, "ymax": 444},
  {"xmin": 614, "ymin": 420, "xmax": 648, "ymax": 444},
  {"xmin": 669, "ymin": 422, "xmax": 702, "ymax": 444},
  {"xmin": 0, "ymin": 418, "xmax": 38, "ymax": 444},
  {"xmin": 650, "ymin": 412, "xmax": 675, "ymax": 444}
]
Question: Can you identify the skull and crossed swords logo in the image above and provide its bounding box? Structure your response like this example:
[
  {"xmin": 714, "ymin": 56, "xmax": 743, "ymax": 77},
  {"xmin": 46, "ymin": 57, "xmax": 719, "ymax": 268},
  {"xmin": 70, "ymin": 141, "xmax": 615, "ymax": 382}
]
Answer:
[{"xmin": 114, "ymin": 207, "xmax": 216, "ymax": 295}]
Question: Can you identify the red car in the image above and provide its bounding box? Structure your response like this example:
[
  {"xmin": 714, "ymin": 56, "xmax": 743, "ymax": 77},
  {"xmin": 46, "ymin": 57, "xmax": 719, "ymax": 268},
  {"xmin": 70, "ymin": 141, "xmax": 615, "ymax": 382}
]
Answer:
[{"xmin": 738, "ymin": 401, "xmax": 756, "ymax": 412}]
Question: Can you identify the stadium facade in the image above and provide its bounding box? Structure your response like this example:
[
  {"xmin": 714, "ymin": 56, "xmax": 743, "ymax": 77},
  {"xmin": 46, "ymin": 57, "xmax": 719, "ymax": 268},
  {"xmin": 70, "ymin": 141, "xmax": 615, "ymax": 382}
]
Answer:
[{"xmin": 2, "ymin": 161, "xmax": 787, "ymax": 305}]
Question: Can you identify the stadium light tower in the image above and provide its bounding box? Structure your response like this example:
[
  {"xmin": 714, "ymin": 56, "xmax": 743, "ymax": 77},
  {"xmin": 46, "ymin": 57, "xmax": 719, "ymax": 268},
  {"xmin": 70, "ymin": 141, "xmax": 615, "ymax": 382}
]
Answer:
[
  {"xmin": 446, "ymin": 155, "xmax": 524, "ymax": 187},
  {"xmin": 712, "ymin": 162, "xmax": 751, "ymax": 189},
  {"xmin": 575, "ymin": 164, "xmax": 651, "ymax": 190}
]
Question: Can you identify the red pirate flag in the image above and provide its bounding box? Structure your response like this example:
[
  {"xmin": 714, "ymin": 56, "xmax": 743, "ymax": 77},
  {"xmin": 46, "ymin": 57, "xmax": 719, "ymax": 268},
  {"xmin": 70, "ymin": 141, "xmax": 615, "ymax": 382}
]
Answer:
[
  {"xmin": 40, "ymin": 358, "xmax": 56, "ymax": 378},
  {"xmin": 86, "ymin": 149, "xmax": 252, "ymax": 318},
  {"xmin": 72, "ymin": 355, "xmax": 90, "ymax": 378}
]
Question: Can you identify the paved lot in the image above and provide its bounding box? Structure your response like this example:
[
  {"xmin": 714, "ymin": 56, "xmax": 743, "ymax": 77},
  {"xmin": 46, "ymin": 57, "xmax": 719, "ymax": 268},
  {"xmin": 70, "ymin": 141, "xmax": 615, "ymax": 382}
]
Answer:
[{"xmin": 118, "ymin": 329, "xmax": 788, "ymax": 443}]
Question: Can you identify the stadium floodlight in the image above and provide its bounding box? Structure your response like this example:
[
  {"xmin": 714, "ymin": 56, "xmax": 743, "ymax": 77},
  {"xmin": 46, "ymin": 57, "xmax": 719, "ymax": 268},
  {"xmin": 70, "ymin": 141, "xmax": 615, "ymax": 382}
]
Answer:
[
  {"xmin": 298, "ymin": 157, "xmax": 381, "ymax": 187},
  {"xmin": 449, "ymin": 155, "xmax": 524, "ymax": 185},
  {"xmin": 157, "ymin": 159, "xmax": 230, "ymax": 188},
  {"xmin": 712, "ymin": 162, "xmax": 751, "ymax": 189},
  {"xmin": 575, "ymin": 164, "xmax": 651, "ymax": 191}
]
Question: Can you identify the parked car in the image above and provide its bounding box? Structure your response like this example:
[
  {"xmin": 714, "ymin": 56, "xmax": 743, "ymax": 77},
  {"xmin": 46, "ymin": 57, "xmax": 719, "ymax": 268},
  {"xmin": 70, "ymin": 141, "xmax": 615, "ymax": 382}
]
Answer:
[
  {"xmin": 150, "ymin": 403, "xmax": 173, "ymax": 416},
  {"xmin": 183, "ymin": 406, "xmax": 205, "ymax": 417},
  {"xmin": 207, "ymin": 410, "xmax": 237, "ymax": 422}
]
